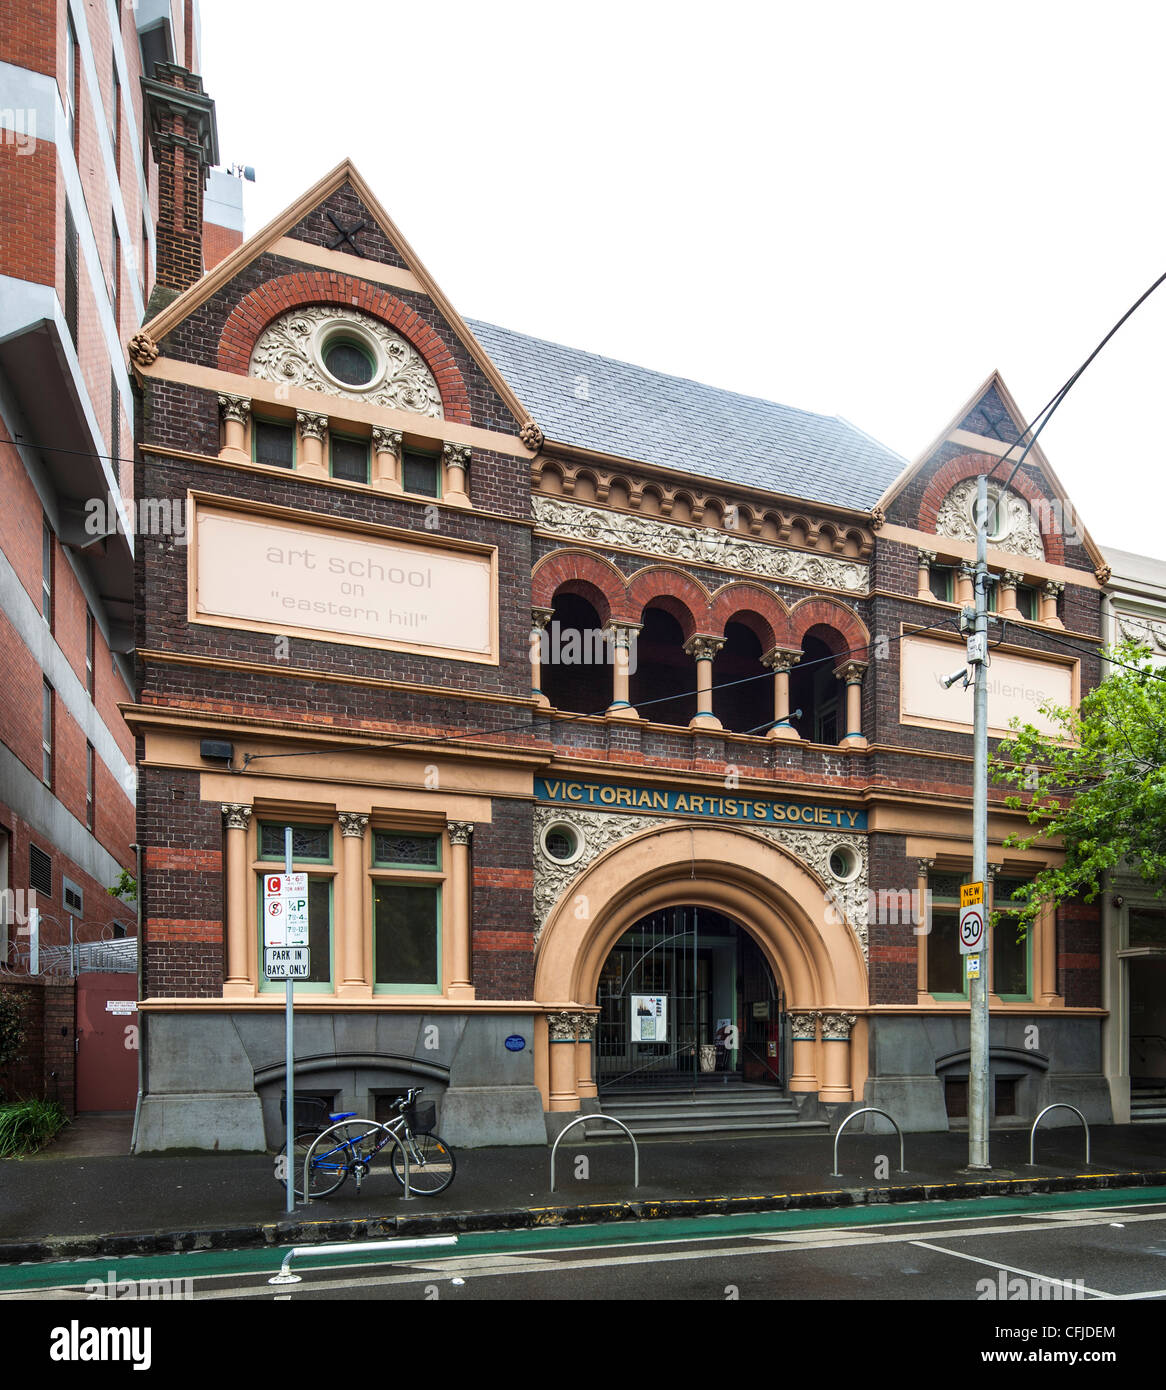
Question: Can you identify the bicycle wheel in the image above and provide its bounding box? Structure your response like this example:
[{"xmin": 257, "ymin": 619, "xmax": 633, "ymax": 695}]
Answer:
[
  {"xmin": 389, "ymin": 1131, "xmax": 456, "ymax": 1195},
  {"xmin": 280, "ymin": 1128, "xmax": 350, "ymax": 1199}
]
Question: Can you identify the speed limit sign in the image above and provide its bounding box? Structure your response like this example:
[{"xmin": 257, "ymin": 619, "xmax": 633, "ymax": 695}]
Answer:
[{"xmin": 959, "ymin": 907, "xmax": 984, "ymax": 954}]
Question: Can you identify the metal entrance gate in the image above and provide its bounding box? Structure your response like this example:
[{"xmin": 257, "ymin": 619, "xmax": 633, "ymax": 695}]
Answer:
[{"xmin": 595, "ymin": 906, "xmax": 785, "ymax": 1092}]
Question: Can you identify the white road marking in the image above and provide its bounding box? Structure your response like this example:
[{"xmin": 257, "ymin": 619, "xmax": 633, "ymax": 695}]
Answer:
[{"xmin": 909, "ymin": 1240, "xmax": 1112, "ymax": 1299}]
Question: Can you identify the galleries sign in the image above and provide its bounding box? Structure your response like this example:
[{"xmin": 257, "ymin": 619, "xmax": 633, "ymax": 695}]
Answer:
[{"xmin": 189, "ymin": 497, "xmax": 497, "ymax": 662}]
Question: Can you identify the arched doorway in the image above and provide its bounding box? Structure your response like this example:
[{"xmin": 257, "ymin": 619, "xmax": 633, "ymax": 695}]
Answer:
[{"xmin": 595, "ymin": 906, "xmax": 785, "ymax": 1092}]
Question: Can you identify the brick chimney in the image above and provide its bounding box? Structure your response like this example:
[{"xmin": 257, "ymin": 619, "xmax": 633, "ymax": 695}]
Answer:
[{"xmin": 141, "ymin": 63, "xmax": 219, "ymax": 298}]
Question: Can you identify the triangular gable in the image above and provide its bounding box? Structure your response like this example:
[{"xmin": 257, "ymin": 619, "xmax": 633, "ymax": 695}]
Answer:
[
  {"xmin": 874, "ymin": 370, "xmax": 1106, "ymax": 572},
  {"xmin": 138, "ymin": 158, "xmax": 534, "ymax": 431}
]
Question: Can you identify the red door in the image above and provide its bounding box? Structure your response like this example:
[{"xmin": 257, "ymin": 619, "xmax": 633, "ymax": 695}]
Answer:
[{"xmin": 76, "ymin": 974, "xmax": 138, "ymax": 1111}]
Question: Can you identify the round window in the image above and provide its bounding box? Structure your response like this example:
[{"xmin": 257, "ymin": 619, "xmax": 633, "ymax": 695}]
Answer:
[
  {"xmin": 541, "ymin": 822, "xmax": 584, "ymax": 865},
  {"xmin": 828, "ymin": 844, "xmax": 860, "ymax": 882},
  {"xmin": 323, "ymin": 337, "xmax": 375, "ymax": 387}
]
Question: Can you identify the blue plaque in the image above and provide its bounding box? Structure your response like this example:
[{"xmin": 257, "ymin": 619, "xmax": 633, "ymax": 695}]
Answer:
[{"xmin": 504, "ymin": 1034, "xmax": 526, "ymax": 1052}]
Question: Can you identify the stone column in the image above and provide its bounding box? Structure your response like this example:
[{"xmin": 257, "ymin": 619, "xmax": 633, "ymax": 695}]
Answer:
[
  {"xmin": 337, "ymin": 813, "xmax": 369, "ymax": 997},
  {"xmin": 442, "ymin": 442, "xmax": 472, "ymax": 507},
  {"xmin": 604, "ymin": 622, "xmax": 642, "ymax": 720},
  {"xmin": 788, "ymin": 1010, "xmax": 818, "ymax": 1091},
  {"xmin": 447, "ymin": 821, "xmax": 474, "ymax": 999},
  {"xmin": 372, "ymin": 427, "xmax": 403, "ymax": 494},
  {"xmin": 819, "ymin": 1012, "xmax": 857, "ymax": 1102},
  {"xmin": 836, "ymin": 661, "xmax": 869, "ymax": 750},
  {"xmin": 574, "ymin": 1011, "xmax": 599, "ymax": 1100},
  {"xmin": 222, "ymin": 803, "xmax": 253, "ymax": 998},
  {"xmin": 547, "ymin": 1010, "xmax": 580, "ymax": 1111},
  {"xmin": 218, "ymin": 393, "xmax": 250, "ymax": 463},
  {"xmin": 915, "ymin": 858, "xmax": 933, "ymax": 996},
  {"xmin": 1040, "ymin": 580, "xmax": 1065, "ymax": 628},
  {"xmin": 999, "ymin": 570, "xmax": 1024, "ymax": 620},
  {"xmin": 956, "ymin": 560, "xmax": 976, "ymax": 607},
  {"xmin": 530, "ymin": 607, "xmax": 554, "ymax": 708},
  {"xmin": 684, "ymin": 635, "xmax": 725, "ymax": 730},
  {"xmin": 917, "ymin": 549, "xmax": 937, "ymax": 600},
  {"xmin": 761, "ymin": 646, "xmax": 802, "ymax": 740},
  {"xmin": 296, "ymin": 411, "xmax": 329, "ymax": 478}
]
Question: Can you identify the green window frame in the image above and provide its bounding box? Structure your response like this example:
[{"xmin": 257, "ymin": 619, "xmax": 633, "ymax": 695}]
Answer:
[
  {"xmin": 926, "ymin": 870, "xmax": 968, "ymax": 999},
  {"xmin": 992, "ymin": 876, "xmax": 1033, "ymax": 1001},
  {"xmin": 330, "ymin": 431, "xmax": 371, "ymax": 485},
  {"xmin": 253, "ymin": 416, "xmax": 296, "ymax": 469},
  {"xmin": 929, "ymin": 566, "xmax": 955, "ymax": 603},
  {"xmin": 372, "ymin": 881, "xmax": 442, "ymax": 994},
  {"xmin": 402, "ymin": 448, "xmax": 442, "ymax": 499},
  {"xmin": 257, "ymin": 822, "xmax": 334, "ymax": 994},
  {"xmin": 372, "ymin": 831, "xmax": 442, "ymax": 871},
  {"xmin": 322, "ymin": 336, "xmax": 376, "ymax": 387}
]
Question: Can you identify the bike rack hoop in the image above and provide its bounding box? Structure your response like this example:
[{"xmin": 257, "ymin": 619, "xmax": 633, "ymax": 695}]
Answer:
[
  {"xmin": 549, "ymin": 1113, "xmax": 639, "ymax": 1192},
  {"xmin": 1028, "ymin": 1103, "xmax": 1091, "ymax": 1167},
  {"xmin": 831, "ymin": 1107, "xmax": 907, "ymax": 1177}
]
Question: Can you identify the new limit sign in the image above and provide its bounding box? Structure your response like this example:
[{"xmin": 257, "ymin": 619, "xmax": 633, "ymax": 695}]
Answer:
[
  {"xmin": 264, "ymin": 837, "xmax": 310, "ymax": 1213},
  {"xmin": 960, "ymin": 881, "xmax": 985, "ymax": 980}
]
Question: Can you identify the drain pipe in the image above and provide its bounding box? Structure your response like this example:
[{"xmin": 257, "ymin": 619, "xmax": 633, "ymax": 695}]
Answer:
[{"xmin": 129, "ymin": 842, "xmax": 144, "ymax": 1153}]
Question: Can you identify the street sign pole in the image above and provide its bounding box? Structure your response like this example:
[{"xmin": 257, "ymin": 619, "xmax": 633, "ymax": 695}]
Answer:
[
  {"xmin": 969, "ymin": 473, "xmax": 991, "ymax": 1170},
  {"xmin": 284, "ymin": 826, "xmax": 295, "ymax": 1214}
]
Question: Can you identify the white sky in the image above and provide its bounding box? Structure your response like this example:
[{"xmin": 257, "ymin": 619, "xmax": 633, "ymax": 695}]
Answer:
[{"xmin": 200, "ymin": 0, "xmax": 1165, "ymax": 558}]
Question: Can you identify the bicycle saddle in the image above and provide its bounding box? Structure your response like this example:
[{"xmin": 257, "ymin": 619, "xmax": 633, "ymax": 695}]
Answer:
[{"xmin": 328, "ymin": 1111, "xmax": 358, "ymax": 1122}]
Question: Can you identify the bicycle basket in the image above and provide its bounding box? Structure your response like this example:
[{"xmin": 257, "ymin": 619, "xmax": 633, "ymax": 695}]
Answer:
[
  {"xmin": 280, "ymin": 1095, "xmax": 330, "ymax": 1131},
  {"xmin": 406, "ymin": 1100, "xmax": 437, "ymax": 1134}
]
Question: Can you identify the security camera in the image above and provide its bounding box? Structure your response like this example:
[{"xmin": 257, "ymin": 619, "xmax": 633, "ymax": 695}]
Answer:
[{"xmin": 938, "ymin": 667, "xmax": 969, "ymax": 690}]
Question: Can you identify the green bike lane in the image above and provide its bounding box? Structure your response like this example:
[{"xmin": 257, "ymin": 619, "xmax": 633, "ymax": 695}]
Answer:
[{"xmin": 5, "ymin": 1184, "xmax": 1166, "ymax": 1295}]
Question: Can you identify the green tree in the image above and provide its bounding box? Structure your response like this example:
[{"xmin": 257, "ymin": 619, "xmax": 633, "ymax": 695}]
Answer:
[
  {"xmin": 107, "ymin": 869, "xmax": 137, "ymax": 903},
  {"xmin": 991, "ymin": 640, "xmax": 1166, "ymax": 935}
]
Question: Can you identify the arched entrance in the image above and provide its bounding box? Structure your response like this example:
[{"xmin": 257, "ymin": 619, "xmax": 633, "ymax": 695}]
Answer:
[
  {"xmin": 595, "ymin": 906, "xmax": 785, "ymax": 1092},
  {"xmin": 534, "ymin": 822, "xmax": 868, "ymax": 1115}
]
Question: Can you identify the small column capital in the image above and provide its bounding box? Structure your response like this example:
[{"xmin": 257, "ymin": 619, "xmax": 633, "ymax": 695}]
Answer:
[
  {"xmin": 1001, "ymin": 569, "xmax": 1025, "ymax": 588},
  {"xmin": 571, "ymin": 1011, "xmax": 598, "ymax": 1042},
  {"xmin": 959, "ymin": 559, "xmax": 977, "ymax": 579},
  {"xmin": 916, "ymin": 857, "xmax": 934, "ymax": 875},
  {"xmin": 835, "ymin": 661, "xmax": 868, "ymax": 685},
  {"xmin": 447, "ymin": 821, "xmax": 474, "ymax": 847},
  {"xmin": 371, "ymin": 426, "xmax": 403, "ymax": 457},
  {"xmin": 603, "ymin": 620, "xmax": 643, "ymax": 648},
  {"xmin": 296, "ymin": 410, "xmax": 328, "ymax": 441},
  {"xmin": 819, "ymin": 1011, "xmax": 857, "ymax": 1041},
  {"xmin": 1043, "ymin": 580, "xmax": 1065, "ymax": 598},
  {"xmin": 789, "ymin": 1011, "xmax": 818, "ymax": 1041},
  {"xmin": 217, "ymin": 393, "xmax": 250, "ymax": 424},
  {"xmin": 547, "ymin": 1010, "xmax": 578, "ymax": 1043},
  {"xmin": 761, "ymin": 645, "xmax": 801, "ymax": 673},
  {"xmin": 683, "ymin": 634, "xmax": 726, "ymax": 663},
  {"xmin": 222, "ymin": 803, "xmax": 253, "ymax": 832},
  {"xmin": 531, "ymin": 606, "xmax": 556, "ymax": 630},
  {"xmin": 916, "ymin": 548, "xmax": 937, "ymax": 568},
  {"xmin": 338, "ymin": 812, "xmax": 369, "ymax": 839},
  {"xmin": 443, "ymin": 441, "xmax": 472, "ymax": 470}
]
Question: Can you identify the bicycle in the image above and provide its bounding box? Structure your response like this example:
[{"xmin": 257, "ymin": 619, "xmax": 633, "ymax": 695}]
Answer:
[{"xmin": 277, "ymin": 1088, "xmax": 456, "ymax": 1199}]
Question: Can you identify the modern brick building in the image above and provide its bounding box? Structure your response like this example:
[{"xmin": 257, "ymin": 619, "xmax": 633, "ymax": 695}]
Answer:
[
  {"xmin": 0, "ymin": 0, "xmax": 238, "ymax": 1113},
  {"xmin": 127, "ymin": 155, "xmax": 1116, "ymax": 1149}
]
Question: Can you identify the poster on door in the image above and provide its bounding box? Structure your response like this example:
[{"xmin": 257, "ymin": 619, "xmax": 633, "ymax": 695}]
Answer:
[{"xmin": 631, "ymin": 994, "xmax": 668, "ymax": 1043}]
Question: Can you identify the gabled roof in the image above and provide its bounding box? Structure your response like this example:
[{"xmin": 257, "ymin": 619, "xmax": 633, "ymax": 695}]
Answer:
[
  {"xmin": 468, "ymin": 319, "xmax": 906, "ymax": 510},
  {"xmin": 137, "ymin": 158, "xmax": 531, "ymax": 429},
  {"xmin": 874, "ymin": 369, "xmax": 1106, "ymax": 571}
]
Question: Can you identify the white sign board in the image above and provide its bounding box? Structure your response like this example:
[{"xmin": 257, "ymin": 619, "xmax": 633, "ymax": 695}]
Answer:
[
  {"xmin": 263, "ymin": 872, "xmax": 309, "ymax": 948},
  {"xmin": 959, "ymin": 904, "xmax": 985, "ymax": 955},
  {"xmin": 264, "ymin": 947, "xmax": 310, "ymax": 980},
  {"xmin": 631, "ymin": 994, "xmax": 668, "ymax": 1043}
]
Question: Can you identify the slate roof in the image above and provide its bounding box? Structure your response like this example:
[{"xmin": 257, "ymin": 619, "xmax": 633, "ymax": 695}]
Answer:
[{"xmin": 467, "ymin": 319, "xmax": 906, "ymax": 511}]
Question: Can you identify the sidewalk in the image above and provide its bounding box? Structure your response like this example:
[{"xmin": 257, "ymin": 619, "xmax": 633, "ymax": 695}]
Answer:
[{"xmin": 1, "ymin": 1118, "xmax": 1163, "ymax": 1264}]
